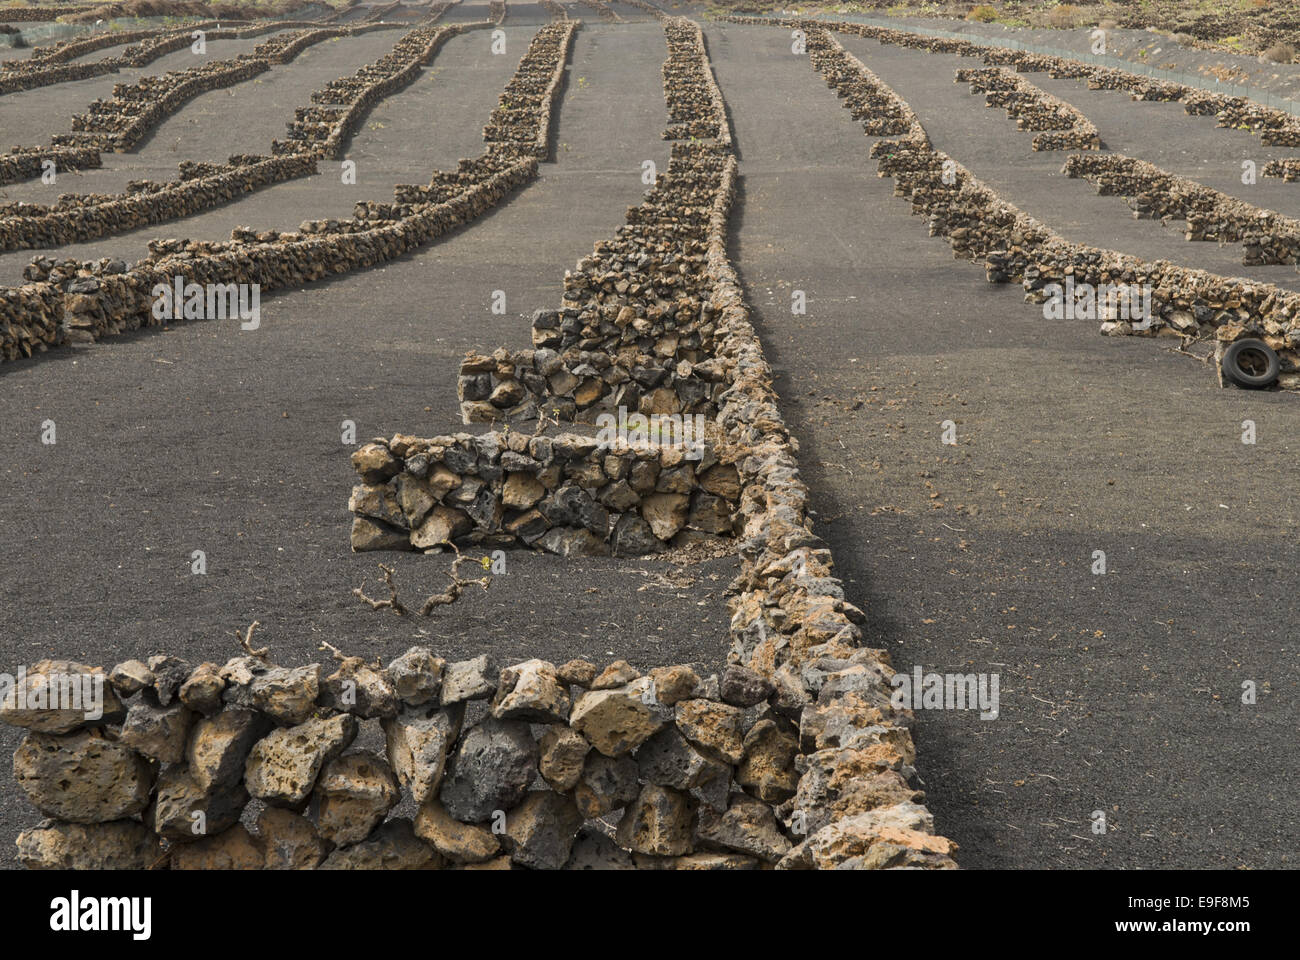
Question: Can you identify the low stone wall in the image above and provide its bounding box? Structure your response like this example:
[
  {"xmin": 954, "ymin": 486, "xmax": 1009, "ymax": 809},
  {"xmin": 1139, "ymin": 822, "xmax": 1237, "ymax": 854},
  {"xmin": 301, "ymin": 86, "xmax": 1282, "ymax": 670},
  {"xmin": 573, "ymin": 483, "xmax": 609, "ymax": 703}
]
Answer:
[
  {"xmin": 0, "ymin": 18, "xmax": 295, "ymax": 95},
  {"xmin": 455, "ymin": 21, "xmax": 731, "ymax": 426},
  {"xmin": 436, "ymin": 16, "xmax": 957, "ymax": 868},
  {"xmin": 348, "ymin": 429, "xmax": 738, "ymax": 556},
  {"xmin": 0, "ymin": 6, "xmax": 97, "ymax": 23},
  {"xmin": 4, "ymin": 651, "xmax": 835, "ymax": 870},
  {"xmin": 955, "ymin": 66, "xmax": 1101, "ymax": 151},
  {"xmin": 0, "ymin": 19, "xmax": 567, "ymax": 364},
  {"xmin": 481, "ymin": 17, "xmax": 576, "ymax": 158},
  {"xmin": 0, "ymin": 22, "xmax": 466, "ymax": 250},
  {"xmin": 0, "ymin": 145, "xmax": 101, "ymax": 187},
  {"xmin": 1263, "ymin": 158, "xmax": 1300, "ymax": 183},
  {"xmin": 729, "ymin": 14, "xmax": 1300, "ymax": 163},
  {"xmin": 0, "ymin": 153, "xmax": 319, "ymax": 251},
  {"xmin": 1062, "ymin": 153, "xmax": 1300, "ymax": 265},
  {"xmin": 791, "ymin": 22, "xmax": 1300, "ymax": 392},
  {"xmin": 575, "ymin": 0, "xmax": 619, "ymax": 24}
]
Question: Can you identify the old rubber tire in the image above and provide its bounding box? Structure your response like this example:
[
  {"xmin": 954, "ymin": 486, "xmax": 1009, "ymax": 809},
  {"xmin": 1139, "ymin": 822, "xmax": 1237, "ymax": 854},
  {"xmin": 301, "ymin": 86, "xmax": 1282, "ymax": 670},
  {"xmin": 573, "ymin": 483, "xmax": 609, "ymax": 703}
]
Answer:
[{"xmin": 1222, "ymin": 338, "xmax": 1280, "ymax": 389}]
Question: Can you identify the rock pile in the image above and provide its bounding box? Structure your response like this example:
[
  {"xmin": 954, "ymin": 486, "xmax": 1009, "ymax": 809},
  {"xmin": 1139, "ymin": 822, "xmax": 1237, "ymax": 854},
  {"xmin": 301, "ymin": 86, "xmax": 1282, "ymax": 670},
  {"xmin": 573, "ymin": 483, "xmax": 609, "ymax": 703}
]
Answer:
[
  {"xmin": 1062, "ymin": 153, "xmax": 1300, "ymax": 265},
  {"xmin": 348, "ymin": 429, "xmax": 739, "ymax": 556},
  {"xmin": 955, "ymin": 66, "xmax": 1101, "ymax": 151},
  {"xmin": 1263, "ymin": 159, "xmax": 1300, "ymax": 183}
]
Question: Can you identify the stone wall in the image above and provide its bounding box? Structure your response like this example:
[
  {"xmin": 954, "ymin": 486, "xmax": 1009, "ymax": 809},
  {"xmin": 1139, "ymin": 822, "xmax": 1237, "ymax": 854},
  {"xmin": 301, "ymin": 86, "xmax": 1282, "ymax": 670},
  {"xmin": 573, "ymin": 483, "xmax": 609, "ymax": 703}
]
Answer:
[
  {"xmin": 728, "ymin": 14, "xmax": 1300, "ymax": 171},
  {"xmin": 5, "ymin": 651, "xmax": 828, "ymax": 870},
  {"xmin": 347, "ymin": 429, "xmax": 738, "ymax": 557},
  {"xmin": 0, "ymin": 145, "xmax": 101, "ymax": 188},
  {"xmin": 786, "ymin": 21, "xmax": 1300, "ymax": 392},
  {"xmin": 0, "ymin": 18, "xmax": 303, "ymax": 95},
  {"xmin": 0, "ymin": 18, "xmax": 568, "ymax": 364},
  {"xmin": 955, "ymin": 66, "xmax": 1102, "ymax": 151},
  {"xmin": 1062, "ymin": 153, "xmax": 1300, "ymax": 265},
  {"xmin": 418, "ymin": 16, "xmax": 959, "ymax": 868},
  {"xmin": 455, "ymin": 20, "xmax": 732, "ymax": 425},
  {"xmin": 1263, "ymin": 159, "xmax": 1300, "ymax": 183},
  {"xmin": 0, "ymin": 23, "xmax": 459, "ymax": 248}
]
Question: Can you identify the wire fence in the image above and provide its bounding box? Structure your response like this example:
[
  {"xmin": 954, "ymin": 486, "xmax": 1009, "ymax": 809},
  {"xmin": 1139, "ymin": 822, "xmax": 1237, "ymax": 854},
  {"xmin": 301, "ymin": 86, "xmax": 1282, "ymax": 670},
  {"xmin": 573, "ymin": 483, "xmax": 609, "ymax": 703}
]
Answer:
[{"xmin": 764, "ymin": 12, "xmax": 1300, "ymax": 118}]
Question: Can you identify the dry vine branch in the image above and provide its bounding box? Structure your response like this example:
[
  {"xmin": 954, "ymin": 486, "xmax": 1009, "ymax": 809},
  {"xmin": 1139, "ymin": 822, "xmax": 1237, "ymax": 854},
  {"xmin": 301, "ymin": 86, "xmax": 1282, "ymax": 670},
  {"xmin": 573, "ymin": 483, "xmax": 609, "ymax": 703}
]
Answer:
[
  {"xmin": 418, "ymin": 542, "xmax": 492, "ymax": 615},
  {"xmin": 352, "ymin": 563, "xmax": 407, "ymax": 615},
  {"xmin": 235, "ymin": 619, "xmax": 269, "ymax": 658}
]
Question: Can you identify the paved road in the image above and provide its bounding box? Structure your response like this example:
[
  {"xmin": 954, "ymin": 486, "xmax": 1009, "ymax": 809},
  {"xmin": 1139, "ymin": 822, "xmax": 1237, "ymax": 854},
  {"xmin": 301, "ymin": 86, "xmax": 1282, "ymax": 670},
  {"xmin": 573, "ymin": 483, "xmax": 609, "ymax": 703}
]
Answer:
[{"xmin": 708, "ymin": 21, "xmax": 1298, "ymax": 869}]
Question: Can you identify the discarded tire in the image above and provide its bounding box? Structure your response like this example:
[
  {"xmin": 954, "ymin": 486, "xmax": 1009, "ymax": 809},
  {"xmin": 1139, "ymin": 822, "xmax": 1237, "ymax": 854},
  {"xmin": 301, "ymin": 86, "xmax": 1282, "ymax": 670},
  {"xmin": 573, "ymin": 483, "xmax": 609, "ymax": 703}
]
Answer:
[{"xmin": 1222, "ymin": 338, "xmax": 1281, "ymax": 389}]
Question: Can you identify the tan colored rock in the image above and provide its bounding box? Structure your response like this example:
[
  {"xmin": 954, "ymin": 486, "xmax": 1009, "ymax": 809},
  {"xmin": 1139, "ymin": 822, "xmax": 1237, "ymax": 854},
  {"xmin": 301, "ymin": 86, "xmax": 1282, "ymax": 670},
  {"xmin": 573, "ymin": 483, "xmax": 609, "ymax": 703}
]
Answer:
[
  {"xmin": 674, "ymin": 698, "xmax": 745, "ymax": 764},
  {"xmin": 178, "ymin": 662, "xmax": 225, "ymax": 715},
  {"xmin": 315, "ymin": 752, "xmax": 401, "ymax": 847},
  {"xmin": 538, "ymin": 725, "xmax": 590, "ymax": 792},
  {"xmin": 385, "ymin": 646, "xmax": 444, "ymax": 706},
  {"xmin": 108, "ymin": 660, "xmax": 154, "ymax": 697},
  {"xmin": 382, "ymin": 703, "xmax": 462, "ymax": 804},
  {"xmin": 186, "ymin": 709, "xmax": 270, "ymax": 792},
  {"xmin": 1, "ymin": 660, "xmax": 121, "ymax": 733},
  {"xmin": 557, "ymin": 659, "xmax": 598, "ymax": 687},
  {"xmin": 698, "ymin": 463, "xmax": 741, "ymax": 499},
  {"xmin": 414, "ymin": 798, "xmax": 500, "ymax": 864},
  {"xmin": 641, "ymin": 492, "xmax": 690, "ymax": 540},
  {"xmin": 319, "ymin": 655, "xmax": 397, "ymax": 719},
  {"xmin": 17, "ymin": 819, "xmax": 162, "ymax": 870},
  {"xmin": 220, "ymin": 659, "xmax": 320, "ymax": 725},
  {"xmin": 569, "ymin": 678, "xmax": 674, "ymax": 757},
  {"xmin": 351, "ymin": 443, "xmax": 400, "ymax": 483},
  {"xmin": 426, "ymin": 465, "xmax": 461, "ymax": 500},
  {"xmin": 411, "ymin": 504, "xmax": 473, "ymax": 549},
  {"xmin": 14, "ymin": 729, "xmax": 154, "ymax": 824},
  {"xmin": 119, "ymin": 697, "xmax": 193, "ymax": 764},
  {"xmin": 648, "ymin": 664, "xmax": 699, "ymax": 705},
  {"xmin": 245, "ymin": 714, "xmax": 357, "ymax": 808},
  {"xmin": 151, "ymin": 765, "xmax": 247, "ymax": 841},
  {"xmin": 258, "ymin": 806, "xmax": 328, "ymax": 869},
  {"xmin": 736, "ymin": 717, "xmax": 799, "ymax": 804},
  {"xmin": 616, "ymin": 784, "xmax": 695, "ymax": 857},
  {"xmin": 492, "ymin": 658, "xmax": 570, "ymax": 723},
  {"xmin": 503, "ymin": 472, "xmax": 545, "ymax": 509},
  {"xmin": 171, "ymin": 824, "xmax": 264, "ymax": 870},
  {"xmin": 592, "ymin": 660, "xmax": 640, "ymax": 689},
  {"xmin": 351, "ymin": 515, "xmax": 411, "ymax": 551},
  {"xmin": 777, "ymin": 802, "xmax": 957, "ymax": 870}
]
